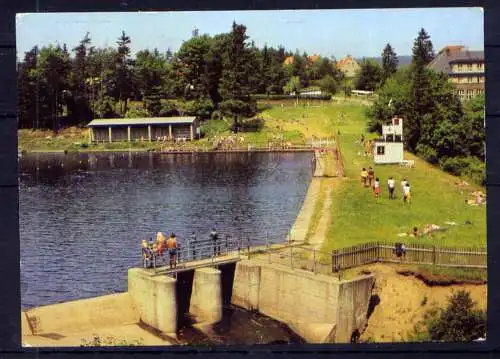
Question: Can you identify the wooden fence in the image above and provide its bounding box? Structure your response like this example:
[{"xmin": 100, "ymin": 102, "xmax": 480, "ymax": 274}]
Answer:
[{"xmin": 332, "ymin": 242, "xmax": 487, "ymax": 272}]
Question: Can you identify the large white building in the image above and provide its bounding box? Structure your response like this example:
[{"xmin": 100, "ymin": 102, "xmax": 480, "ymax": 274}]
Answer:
[{"xmin": 373, "ymin": 117, "xmax": 404, "ymax": 164}]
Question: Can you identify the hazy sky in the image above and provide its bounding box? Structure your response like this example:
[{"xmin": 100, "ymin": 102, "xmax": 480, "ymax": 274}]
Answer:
[{"xmin": 16, "ymin": 8, "xmax": 483, "ymax": 60}]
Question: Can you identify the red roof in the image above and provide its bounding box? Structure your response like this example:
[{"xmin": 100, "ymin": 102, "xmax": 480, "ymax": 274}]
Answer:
[{"xmin": 336, "ymin": 55, "xmax": 356, "ymax": 68}]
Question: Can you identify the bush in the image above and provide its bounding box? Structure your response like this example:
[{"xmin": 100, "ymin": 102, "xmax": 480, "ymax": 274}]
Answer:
[
  {"xmin": 241, "ymin": 118, "xmax": 264, "ymax": 132},
  {"xmin": 94, "ymin": 96, "xmax": 118, "ymax": 119},
  {"xmin": 427, "ymin": 290, "xmax": 486, "ymax": 342},
  {"xmin": 439, "ymin": 156, "xmax": 485, "ymax": 185},
  {"xmin": 125, "ymin": 107, "xmax": 150, "ymax": 118},
  {"xmin": 182, "ymin": 98, "xmax": 214, "ymax": 119},
  {"xmin": 416, "ymin": 144, "xmax": 439, "ymax": 164},
  {"xmin": 211, "ymin": 110, "xmax": 223, "ymax": 121},
  {"xmin": 200, "ymin": 119, "xmax": 231, "ymax": 137},
  {"xmin": 160, "ymin": 100, "xmax": 179, "ymax": 117}
]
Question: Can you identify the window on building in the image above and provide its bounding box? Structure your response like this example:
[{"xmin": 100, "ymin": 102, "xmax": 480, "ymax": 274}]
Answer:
[
  {"xmin": 458, "ymin": 64, "xmax": 463, "ymax": 70},
  {"xmin": 393, "ymin": 118, "xmax": 399, "ymax": 125},
  {"xmin": 468, "ymin": 64, "xmax": 473, "ymax": 70},
  {"xmin": 377, "ymin": 146, "xmax": 385, "ymax": 155}
]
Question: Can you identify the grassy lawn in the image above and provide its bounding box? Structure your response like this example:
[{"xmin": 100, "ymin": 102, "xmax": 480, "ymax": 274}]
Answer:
[{"xmin": 259, "ymin": 99, "xmax": 486, "ymax": 251}]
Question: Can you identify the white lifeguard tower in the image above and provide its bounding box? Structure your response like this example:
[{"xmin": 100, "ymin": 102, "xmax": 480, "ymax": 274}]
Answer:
[{"xmin": 373, "ymin": 117, "xmax": 404, "ymax": 164}]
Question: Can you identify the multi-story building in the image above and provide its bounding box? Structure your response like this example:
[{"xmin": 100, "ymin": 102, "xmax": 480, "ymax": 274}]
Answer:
[{"xmin": 428, "ymin": 45, "xmax": 485, "ymax": 101}]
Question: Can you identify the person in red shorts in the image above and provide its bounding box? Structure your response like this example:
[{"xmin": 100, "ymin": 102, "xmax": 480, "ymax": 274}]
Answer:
[{"xmin": 373, "ymin": 177, "xmax": 381, "ymax": 199}]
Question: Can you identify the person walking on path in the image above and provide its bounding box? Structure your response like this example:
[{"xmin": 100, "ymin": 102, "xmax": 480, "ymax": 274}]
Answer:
[
  {"xmin": 388, "ymin": 177, "xmax": 396, "ymax": 199},
  {"xmin": 367, "ymin": 167, "xmax": 375, "ymax": 187},
  {"xmin": 373, "ymin": 177, "xmax": 381, "ymax": 199},
  {"xmin": 210, "ymin": 228, "xmax": 220, "ymax": 256},
  {"xmin": 166, "ymin": 233, "xmax": 178, "ymax": 269},
  {"xmin": 403, "ymin": 182, "xmax": 412, "ymax": 204},
  {"xmin": 361, "ymin": 168, "xmax": 369, "ymax": 187}
]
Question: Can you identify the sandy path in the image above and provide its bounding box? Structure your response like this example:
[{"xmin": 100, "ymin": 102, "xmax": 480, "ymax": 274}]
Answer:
[{"xmin": 308, "ymin": 178, "xmax": 338, "ymax": 250}]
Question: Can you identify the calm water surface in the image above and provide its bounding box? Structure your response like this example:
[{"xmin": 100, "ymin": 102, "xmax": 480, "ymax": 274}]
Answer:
[{"xmin": 20, "ymin": 151, "xmax": 312, "ymax": 309}]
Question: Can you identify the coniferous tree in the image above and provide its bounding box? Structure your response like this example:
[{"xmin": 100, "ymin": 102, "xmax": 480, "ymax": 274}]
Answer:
[
  {"xmin": 381, "ymin": 43, "xmax": 398, "ymax": 83},
  {"xmin": 115, "ymin": 31, "xmax": 133, "ymax": 115},
  {"xmin": 412, "ymin": 28, "xmax": 435, "ymax": 67},
  {"xmin": 18, "ymin": 46, "xmax": 39, "ymax": 128},
  {"xmin": 218, "ymin": 22, "xmax": 257, "ymax": 131}
]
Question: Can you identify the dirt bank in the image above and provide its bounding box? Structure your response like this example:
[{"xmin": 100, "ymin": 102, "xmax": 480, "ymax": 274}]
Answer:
[{"xmin": 357, "ymin": 263, "xmax": 487, "ymax": 343}]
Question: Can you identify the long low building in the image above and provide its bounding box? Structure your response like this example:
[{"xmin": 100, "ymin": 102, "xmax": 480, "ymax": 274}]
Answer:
[{"xmin": 87, "ymin": 117, "xmax": 200, "ymax": 143}]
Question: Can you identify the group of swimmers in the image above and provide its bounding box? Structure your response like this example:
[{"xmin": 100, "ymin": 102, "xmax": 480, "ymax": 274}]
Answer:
[{"xmin": 361, "ymin": 167, "xmax": 412, "ymax": 203}]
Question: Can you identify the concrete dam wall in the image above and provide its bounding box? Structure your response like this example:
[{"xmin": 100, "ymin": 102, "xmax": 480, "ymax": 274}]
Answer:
[
  {"xmin": 22, "ymin": 259, "xmax": 374, "ymax": 345},
  {"xmin": 232, "ymin": 259, "xmax": 374, "ymax": 343}
]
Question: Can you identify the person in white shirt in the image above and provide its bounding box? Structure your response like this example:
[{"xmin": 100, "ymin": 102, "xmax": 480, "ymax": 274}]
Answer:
[
  {"xmin": 387, "ymin": 177, "xmax": 395, "ymax": 199},
  {"xmin": 403, "ymin": 182, "xmax": 411, "ymax": 204},
  {"xmin": 401, "ymin": 178, "xmax": 408, "ymax": 198},
  {"xmin": 373, "ymin": 177, "xmax": 380, "ymax": 199}
]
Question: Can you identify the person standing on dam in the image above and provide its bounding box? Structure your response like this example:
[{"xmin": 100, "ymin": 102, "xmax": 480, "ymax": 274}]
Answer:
[
  {"xmin": 210, "ymin": 228, "xmax": 220, "ymax": 256},
  {"xmin": 166, "ymin": 233, "xmax": 178, "ymax": 269}
]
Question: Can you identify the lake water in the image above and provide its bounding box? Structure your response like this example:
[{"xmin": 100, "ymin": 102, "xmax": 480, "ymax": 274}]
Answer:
[{"xmin": 19, "ymin": 151, "xmax": 313, "ymax": 309}]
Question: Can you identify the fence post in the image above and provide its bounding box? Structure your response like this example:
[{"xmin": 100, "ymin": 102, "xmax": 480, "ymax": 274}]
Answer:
[
  {"xmin": 313, "ymin": 248, "xmax": 317, "ymax": 274},
  {"xmin": 332, "ymin": 250, "xmax": 339, "ymax": 273},
  {"xmin": 433, "ymin": 246, "xmax": 436, "ymax": 265}
]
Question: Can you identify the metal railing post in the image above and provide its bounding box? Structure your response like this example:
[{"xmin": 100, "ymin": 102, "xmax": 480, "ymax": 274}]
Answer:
[
  {"xmin": 153, "ymin": 254, "xmax": 157, "ymax": 273},
  {"xmin": 247, "ymin": 237, "xmax": 250, "ymax": 257}
]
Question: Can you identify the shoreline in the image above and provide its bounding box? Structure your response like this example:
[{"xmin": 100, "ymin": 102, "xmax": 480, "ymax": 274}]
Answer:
[{"xmin": 19, "ymin": 147, "xmax": 316, "ymax": 155}]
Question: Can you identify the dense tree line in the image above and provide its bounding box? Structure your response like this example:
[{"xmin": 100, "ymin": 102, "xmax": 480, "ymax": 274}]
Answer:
[
  {"xmin": 367, "ymin": 28, "xmax": 485, "ymax": 184},
  {"xmin": 18, "ymin": 22, "xmax": 344, "ymax": 131}
]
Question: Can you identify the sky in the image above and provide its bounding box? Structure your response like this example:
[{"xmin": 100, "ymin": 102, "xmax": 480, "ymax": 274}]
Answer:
[{"xmin": 15, "ymin": 8, "xmax": 483, "ymax": 61}]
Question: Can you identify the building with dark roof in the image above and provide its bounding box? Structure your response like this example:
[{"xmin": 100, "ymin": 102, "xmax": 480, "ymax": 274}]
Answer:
[
  {"xmin": 428, "ymin": 46, "xmax": 485, "ymax": 101},
  {"xmin": 87, "ymin": 117, "xmax": 200, "ymax": 143}
]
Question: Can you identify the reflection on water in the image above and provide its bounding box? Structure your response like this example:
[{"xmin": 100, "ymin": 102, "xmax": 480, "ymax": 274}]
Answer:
[{"xmin": 20, "ymin": 151, "xmax": 312, "ymax": 309}]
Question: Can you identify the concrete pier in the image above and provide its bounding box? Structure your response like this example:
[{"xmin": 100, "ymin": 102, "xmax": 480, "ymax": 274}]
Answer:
[
  {"xmin": 128, "ymin": 268, "xmax": 177, "ymax": 335},
  {"xmin": 189, "ymin": 267, "xmax": 223, "ymax": 324}
]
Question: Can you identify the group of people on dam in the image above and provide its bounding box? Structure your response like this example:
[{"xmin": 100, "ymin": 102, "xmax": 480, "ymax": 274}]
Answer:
[{"xmin": 141, "ymin": 228, "xmax": 220, "ymax": 269}]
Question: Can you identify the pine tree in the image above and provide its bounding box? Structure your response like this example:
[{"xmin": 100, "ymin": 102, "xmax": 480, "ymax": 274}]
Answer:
[
  {"xmin": 218, "ymin": 22, "xmax": 257, "ymax": 131},
  {"xmin": 115, "ymin": 31, "xmax": 133, "ymax": 115},
  {"xmin": 412, "ymin": 28, "xmax": 435, "ymax": 68},
  {"xmin": 381, "ymin": 43, "xmax": 398, "ymax": 83}
]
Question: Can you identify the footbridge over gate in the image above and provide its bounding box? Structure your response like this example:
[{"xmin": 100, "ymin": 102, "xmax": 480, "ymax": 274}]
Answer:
[{"xmin": 128, "ymin": 237, "xmax": 375, "ymax": 343}]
